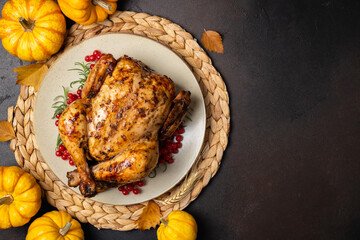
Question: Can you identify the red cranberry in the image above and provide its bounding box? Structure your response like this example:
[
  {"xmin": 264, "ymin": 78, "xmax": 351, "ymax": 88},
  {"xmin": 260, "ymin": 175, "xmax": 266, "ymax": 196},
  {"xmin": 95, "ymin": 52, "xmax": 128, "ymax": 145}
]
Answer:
[
  {"xmin": 178, "ymin": 127, "xmax": 185, "ymax": 134},
  {"xmin": 176, "ymin": 135, "xmax": 183, "ymax": 142},
  {"xmin": 165, "ymin": 142, "xmax": 172, "ymax": 149},
  {"xmin": 165, "ymin": 154, "xmax": 172, "ymax": 161},
  {"xmin": 161, "ymin": 148, "xmax": 169, "ymax": 155},
  {"xmin": 126, "ymin": 185, "xmax": 133, "ymax": 192},
  {"xmin": 89, "ymin": 55, "xmax": 96, "ymax": 61},
  {"xmin": 133, "ymin": 188, "xmax": 140, "ymax": 194}
]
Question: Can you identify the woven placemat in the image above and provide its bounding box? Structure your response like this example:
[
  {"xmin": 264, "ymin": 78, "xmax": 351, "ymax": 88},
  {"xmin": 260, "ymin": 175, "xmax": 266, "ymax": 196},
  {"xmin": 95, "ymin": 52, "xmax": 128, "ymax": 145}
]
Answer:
[{"xmin": 7, "ymin": 11, "xmax": 230, "ymax": 231}]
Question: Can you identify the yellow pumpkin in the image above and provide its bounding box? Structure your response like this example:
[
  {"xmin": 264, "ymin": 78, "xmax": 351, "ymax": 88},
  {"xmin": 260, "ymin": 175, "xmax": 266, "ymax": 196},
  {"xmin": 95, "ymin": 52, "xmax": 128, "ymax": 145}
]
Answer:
[
  {"xmin": 157, "ymin": 210, "xmax": 198, "ymax": 240},
  {"xmin": 0, "ymin": 0, "xmax": 66, "ymax": 62},
  {"xmin": 58, "ymin": 0, "xmax": 117, "ymax": 25},
  {"xmin": 0, "ymin": 166, "xmax": 41, "ymax": 229},
  {"xmin": 26, "ymin": 211, "xmax": 84, "ymax": 240}
]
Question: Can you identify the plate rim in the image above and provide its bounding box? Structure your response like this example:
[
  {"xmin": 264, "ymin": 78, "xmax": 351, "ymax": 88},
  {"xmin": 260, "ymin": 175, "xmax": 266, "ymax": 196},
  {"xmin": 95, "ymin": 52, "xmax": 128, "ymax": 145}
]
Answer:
[{"xmin": 33, "ymin": 32, "xmax": 207, "ymax": 205}]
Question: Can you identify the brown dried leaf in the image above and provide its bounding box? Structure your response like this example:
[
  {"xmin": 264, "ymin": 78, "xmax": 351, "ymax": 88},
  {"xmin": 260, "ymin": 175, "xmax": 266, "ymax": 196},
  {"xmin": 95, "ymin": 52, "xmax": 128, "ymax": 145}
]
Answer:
[
  {"xmin": 135, "ymin": 200, "xmax": 161, "ymax": 231},
  {"xmin": 201, "ymin": 30, "xmax": 224, "ymax": 53},
  {"xmin": 13, "ymin": 63, "xmax": 48, "ymax": 91},
  {"xmin": 0, "ymin": 121, "xmax": 15, "ymax": 142}
]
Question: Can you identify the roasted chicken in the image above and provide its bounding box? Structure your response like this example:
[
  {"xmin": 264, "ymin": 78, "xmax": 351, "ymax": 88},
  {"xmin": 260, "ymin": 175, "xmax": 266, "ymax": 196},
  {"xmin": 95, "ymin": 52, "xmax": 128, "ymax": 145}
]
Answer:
[{"xmin": 58, "ymin": 54, "xmax": 191, "ymax": 197}]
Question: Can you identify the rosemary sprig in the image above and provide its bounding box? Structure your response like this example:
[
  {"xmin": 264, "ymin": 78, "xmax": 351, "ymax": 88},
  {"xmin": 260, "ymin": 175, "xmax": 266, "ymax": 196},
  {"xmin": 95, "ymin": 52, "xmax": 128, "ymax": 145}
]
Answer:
[
  {"xmin": 184, "ymin": 107, "xmax": 193, "ymax": 122},
  {"xmin": 56, "ymin": 134, "xmax": 63, "ymax": 150},
  {"xmin": 148, "ymin": 162, "xmax": 168, "ymax": 178},
  {"xmin": 148, "ymin": 165, "xmax": 158, "ymax": 178},
  {"xmin": 52, "ymin": 86, "xmax": 68, "ymax": 119},
  {"xmin": 52, "ymin": 87, "xmax": 68, "ymax": 150},
  {"xmin": 68, "ymin": 62, "xmax": 91, "ymax": 89}
]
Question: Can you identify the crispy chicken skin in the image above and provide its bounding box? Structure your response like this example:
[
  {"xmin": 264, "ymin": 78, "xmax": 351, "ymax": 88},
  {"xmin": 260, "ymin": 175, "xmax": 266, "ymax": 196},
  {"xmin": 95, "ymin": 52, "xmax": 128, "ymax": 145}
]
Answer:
[{"xmin": 59, "ymin": 54, "xmax": 190, "ymax": 197}]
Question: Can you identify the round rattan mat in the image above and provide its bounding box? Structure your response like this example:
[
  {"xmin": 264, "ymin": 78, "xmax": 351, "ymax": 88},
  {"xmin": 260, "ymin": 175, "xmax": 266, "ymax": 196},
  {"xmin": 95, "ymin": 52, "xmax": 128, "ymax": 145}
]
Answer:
[{"xmin": 7, "ymin": 11, "xmax": 230, "ymax": 231}]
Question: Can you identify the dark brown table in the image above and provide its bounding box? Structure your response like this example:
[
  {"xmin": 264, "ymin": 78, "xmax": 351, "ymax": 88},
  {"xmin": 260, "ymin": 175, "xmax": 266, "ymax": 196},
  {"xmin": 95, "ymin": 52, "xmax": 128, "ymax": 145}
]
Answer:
[{"xmin": 1, "ymin": 0, "xmax": 360, "ymax": 239}]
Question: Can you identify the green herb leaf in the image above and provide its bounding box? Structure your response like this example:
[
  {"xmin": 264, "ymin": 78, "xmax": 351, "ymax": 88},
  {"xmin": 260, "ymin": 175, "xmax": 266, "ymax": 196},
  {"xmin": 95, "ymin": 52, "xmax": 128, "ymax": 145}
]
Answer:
[
  {"xmin": 68, "ymin": 62, "xmax": 91, "ymax": 89},
  {"xmin": 56, "ymin": 134, "xmax": 63, "ymax": 150}
]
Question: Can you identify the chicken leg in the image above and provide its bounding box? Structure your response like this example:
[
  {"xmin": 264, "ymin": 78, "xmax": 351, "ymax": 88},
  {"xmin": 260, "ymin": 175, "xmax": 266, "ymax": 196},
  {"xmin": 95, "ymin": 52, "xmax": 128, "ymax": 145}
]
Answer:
[
  {"xmin": 59, "ymin": 55, "xmax": 117, "ymax": 197},
  {"xmin": 58, "ymin": 99, "xmax": 96, "ymax": 197}
]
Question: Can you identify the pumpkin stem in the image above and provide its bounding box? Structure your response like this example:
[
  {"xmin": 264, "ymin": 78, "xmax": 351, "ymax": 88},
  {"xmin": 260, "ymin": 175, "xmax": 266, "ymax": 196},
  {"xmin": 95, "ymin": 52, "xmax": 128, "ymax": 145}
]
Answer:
[
  {"xmin": 93, "ymin": 0, "xmax": 112, "ymax": 11},
  {"xmin": 18, "ymin": 17, "xmax": 35, "ymax": 32},
  {"xmin": 0, "ymin": 195, "xmax": 14, "ymax": 205},
  {"xmin": 59, "ymin": 222, "xmax": 72, "ymax": 236},
  {"xmin": 160, "ymin": 218, "xmax": 168, "ymax": 227}
]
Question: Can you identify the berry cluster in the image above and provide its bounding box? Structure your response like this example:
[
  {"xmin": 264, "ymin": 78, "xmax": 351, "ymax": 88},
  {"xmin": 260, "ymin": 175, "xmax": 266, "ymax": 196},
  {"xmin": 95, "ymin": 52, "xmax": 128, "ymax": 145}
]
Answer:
[
  {"xmin": 55, "ymin": 144, "xmax": 74, "ymax": 166},
  {"xmin": 85, "ymin": 50, "xmax": 105, "ymax": 69},
  {"xmin": 159, "ymin": 126, "xmax": 185, "ymax": 164},
  {"xmin": 118, "ymin": 180, "xmax": 145, "ymax": 195},
  {"xmin": 66, "ymin": 89, "xmax": 82, "ymax": 104}
]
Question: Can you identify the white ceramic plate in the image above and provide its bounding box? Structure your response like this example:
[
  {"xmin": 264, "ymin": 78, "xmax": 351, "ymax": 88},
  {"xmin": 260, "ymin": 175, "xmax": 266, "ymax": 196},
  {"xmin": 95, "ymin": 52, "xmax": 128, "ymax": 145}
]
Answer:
[{"xmin": 34, "ymin": 33, "xmax": 206, "ymax": 205}]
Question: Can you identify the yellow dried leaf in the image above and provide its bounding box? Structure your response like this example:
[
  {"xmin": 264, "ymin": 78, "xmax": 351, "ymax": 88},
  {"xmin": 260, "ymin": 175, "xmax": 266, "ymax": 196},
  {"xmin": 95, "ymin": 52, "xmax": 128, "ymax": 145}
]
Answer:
[
  {"xmin": 0, "ymin": 121, "xmax": 15, "ymax": 142},
  {"xmin": 13, "ymin": 63, "xmax": 48, "ymax": 91},
  {"xmin": 201, "ymin": 30, "xmax": 224, "ymax": 53},
  {"xmin": 135, "ymin": 200, "xmax": 161, "ymax": 231}
]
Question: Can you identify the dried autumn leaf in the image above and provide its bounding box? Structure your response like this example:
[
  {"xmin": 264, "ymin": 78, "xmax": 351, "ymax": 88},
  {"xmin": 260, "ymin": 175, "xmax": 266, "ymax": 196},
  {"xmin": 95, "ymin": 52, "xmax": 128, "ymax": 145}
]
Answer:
[
  {"xmin": 13, "ymin": 63, "xmax": 48, "ymax": 91},
  {"xmin": 201, "ymin": 30, "xmax": 224, "ymax": 53},
  {"xmin": 135, "ymin": 200, "xmax": 161, "ymax": 231},
  {"xmin": 0, "ymin": 121, "xmax": 15, "ymax": 142}
]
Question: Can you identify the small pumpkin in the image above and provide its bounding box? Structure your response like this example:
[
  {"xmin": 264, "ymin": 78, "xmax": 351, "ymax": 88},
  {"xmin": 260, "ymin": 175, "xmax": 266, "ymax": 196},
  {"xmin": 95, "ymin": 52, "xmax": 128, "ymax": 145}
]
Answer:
[
  {"xmin": 0, "ymin": 0, "xmax": 66, "ymax": 62},
  {"xmin": 0, "ymin": 166, "xmax": 41, "ymax": 229},
  {"xmin": 26, "ymin": 210, "xmax": 84, "ymax": 240},
  {"xmin": 157, "ymin": 210, "xmax": 198, "ymax": 240},
  {"xmin": 58, "ymin": 0, "xmax": 117, "ymax": 25}
]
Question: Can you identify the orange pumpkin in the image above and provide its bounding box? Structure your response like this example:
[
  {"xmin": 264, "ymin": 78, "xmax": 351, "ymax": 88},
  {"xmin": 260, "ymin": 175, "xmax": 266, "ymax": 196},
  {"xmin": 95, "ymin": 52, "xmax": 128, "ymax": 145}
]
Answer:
[
  {"xmin": 58, "ymin": 0, "xmax": 117, "ymax": 25},
  {"xmin": 157, "ymin": 210, "xmax": 198, "ymax": 240},
  {"xmin": 0, "ymin": 166, "xmax": 42, "ymax": 229},
  {"xmin": 26, "ymin": 211, "xmax": 84, "ymax": 240},
  {"xmin": 0, "ymin": 0, "xmax": 66, "ymax": 62}
]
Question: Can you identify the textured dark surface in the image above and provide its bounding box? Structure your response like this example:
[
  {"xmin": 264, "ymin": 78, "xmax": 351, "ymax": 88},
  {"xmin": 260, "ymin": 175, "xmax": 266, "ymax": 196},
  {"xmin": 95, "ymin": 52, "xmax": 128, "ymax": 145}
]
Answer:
[{"xmin": 1, "ymin": 0, "xmax": 360, "ymax": 239}]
